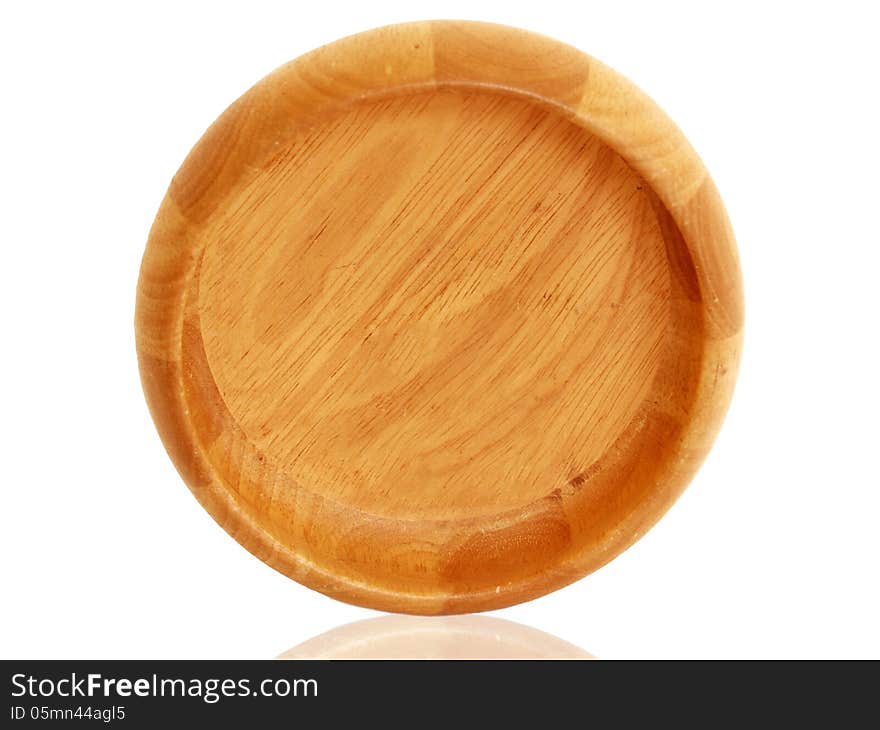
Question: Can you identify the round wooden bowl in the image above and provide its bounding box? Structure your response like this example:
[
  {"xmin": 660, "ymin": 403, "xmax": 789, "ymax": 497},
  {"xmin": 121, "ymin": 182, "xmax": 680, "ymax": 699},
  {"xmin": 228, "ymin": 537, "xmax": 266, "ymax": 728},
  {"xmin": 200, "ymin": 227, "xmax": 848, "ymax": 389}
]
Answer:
[{"xmin": 136, "ymin": 21, "xmax": 743, "ymax": 614}]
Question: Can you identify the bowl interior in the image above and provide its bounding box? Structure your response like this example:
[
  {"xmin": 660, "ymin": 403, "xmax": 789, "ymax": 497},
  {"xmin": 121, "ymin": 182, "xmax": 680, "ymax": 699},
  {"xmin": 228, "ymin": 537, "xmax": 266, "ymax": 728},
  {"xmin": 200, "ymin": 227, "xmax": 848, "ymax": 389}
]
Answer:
[{"xmin": 173, "ymin": 85, "xmax": 705, "ymax": 606}]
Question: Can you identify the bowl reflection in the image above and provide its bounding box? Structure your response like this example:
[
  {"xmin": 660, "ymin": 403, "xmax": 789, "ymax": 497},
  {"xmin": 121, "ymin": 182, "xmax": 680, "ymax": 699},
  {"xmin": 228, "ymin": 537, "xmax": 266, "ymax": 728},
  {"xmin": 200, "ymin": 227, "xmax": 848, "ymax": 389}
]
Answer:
[{"xmin": 278, "ymin": 615, "xmax": 593, "ymax": 659}]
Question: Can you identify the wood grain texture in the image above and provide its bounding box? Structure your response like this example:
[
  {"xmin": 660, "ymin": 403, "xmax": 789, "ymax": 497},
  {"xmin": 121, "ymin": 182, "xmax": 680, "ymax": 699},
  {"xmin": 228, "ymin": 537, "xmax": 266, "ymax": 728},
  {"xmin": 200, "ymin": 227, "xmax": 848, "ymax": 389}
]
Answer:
[{"xmin": 136, "ymin": 21, "xmax": 743, "ymax": 614}]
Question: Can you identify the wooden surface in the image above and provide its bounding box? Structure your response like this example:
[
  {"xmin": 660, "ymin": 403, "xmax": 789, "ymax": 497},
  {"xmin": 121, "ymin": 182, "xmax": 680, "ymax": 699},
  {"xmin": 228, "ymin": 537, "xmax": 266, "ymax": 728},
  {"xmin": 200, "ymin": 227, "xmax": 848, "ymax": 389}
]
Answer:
[{"xmin": 136, "ymin": 21, "xmax": 743, "ymax": 613}]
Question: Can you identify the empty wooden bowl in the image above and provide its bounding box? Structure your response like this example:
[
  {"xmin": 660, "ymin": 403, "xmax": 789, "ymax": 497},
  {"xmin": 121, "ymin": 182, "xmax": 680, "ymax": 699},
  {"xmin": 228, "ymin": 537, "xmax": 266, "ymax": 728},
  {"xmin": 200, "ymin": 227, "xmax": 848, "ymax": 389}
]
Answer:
[{"xmin": 136, "ymin": 21, "xmax": 743, "ymax": 613}]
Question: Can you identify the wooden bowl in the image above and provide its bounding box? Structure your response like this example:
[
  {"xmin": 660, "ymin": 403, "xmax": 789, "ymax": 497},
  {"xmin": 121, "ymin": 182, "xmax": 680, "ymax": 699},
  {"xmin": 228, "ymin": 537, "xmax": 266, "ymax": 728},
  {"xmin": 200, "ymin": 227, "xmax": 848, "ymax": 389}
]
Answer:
[{"xmin": 136, "ymin": 21, "xmax": 743, "ymax": 614}]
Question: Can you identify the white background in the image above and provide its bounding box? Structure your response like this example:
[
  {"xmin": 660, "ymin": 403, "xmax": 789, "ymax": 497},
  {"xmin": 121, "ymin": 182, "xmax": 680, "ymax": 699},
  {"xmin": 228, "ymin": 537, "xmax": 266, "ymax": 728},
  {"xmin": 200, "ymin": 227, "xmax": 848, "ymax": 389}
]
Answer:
[{"xmin": 2, "ymin": 1, "xmax": 878, "ymax": 659}]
